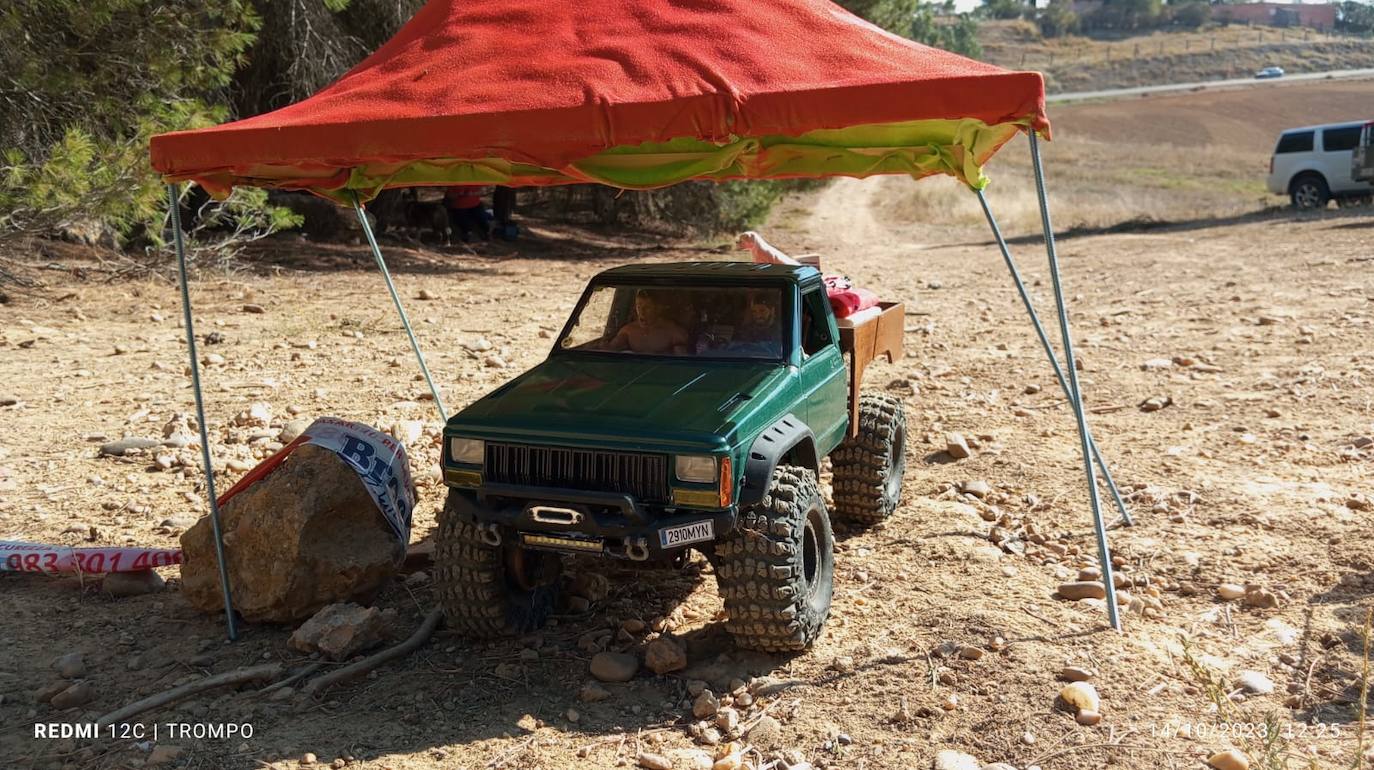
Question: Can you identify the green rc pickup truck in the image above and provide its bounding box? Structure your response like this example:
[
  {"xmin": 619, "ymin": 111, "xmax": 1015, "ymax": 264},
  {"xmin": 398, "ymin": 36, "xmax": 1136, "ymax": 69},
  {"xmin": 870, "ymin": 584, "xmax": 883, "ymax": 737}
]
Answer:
[{"xmin": 436, "ymin": 262, "xmax": 907, "ymax": 651}]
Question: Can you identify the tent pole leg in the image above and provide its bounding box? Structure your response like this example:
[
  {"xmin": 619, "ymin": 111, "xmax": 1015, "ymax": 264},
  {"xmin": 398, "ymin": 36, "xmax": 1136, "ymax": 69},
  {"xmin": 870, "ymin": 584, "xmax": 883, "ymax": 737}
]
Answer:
[
  {"xmin": 1026, "ymin": 132, "xmax": 1122, "ymax": 632},
  {"xmin": 349, "ymin": 192, "xmax": 448, "ymax": 422},
  {"xmin": 168, "ymin": 183, "xmax": 238, "ymax": 642},
  {"xmin": 974, "ymin": 188, "xmax": 1134, "ymax": 529}
]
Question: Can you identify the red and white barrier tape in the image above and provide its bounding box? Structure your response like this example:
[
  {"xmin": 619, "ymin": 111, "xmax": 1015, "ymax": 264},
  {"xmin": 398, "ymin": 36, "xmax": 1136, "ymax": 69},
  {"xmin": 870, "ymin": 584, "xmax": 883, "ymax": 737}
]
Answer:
[{"xmin": 0, "ymin": 540, "xmax": 181, "ymax": 574}]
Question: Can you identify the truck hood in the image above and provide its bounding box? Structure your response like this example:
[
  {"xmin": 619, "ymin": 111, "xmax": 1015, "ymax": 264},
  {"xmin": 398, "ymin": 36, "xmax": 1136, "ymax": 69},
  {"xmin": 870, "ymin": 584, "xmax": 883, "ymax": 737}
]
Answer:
[{"xmin": 450, "ymin": 355, "xmax": 788, "ymax": 449}]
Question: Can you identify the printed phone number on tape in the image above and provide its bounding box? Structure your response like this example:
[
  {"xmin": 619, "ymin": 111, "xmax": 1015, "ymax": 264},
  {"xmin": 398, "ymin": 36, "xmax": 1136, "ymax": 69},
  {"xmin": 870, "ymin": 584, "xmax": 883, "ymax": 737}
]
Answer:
[{"xmin": 0, "ymin": 542, "xmax": 182, "ymax": 574}]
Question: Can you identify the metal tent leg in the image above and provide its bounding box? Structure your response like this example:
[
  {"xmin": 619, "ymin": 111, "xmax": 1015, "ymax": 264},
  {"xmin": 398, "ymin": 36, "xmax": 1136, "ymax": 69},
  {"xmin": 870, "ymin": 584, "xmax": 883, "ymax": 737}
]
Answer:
[
  {"xmin": 1026, "ymin": 132, "xmax": 1122, "ymax": 631},
  {"xmin": 974, "ymin": 189, "xmax": 1134, "ymax": 529},
  {"xmin": 349, "ymin": 192, "xmax": 448, "ymax": 422},
  {"xmin": 168, "ymin": 183, "xmax": 238, "ymax": 641}
]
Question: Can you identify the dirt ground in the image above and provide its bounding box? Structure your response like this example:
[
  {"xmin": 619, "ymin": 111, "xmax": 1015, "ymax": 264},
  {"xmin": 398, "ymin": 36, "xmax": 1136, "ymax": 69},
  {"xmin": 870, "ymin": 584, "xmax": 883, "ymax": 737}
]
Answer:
[{"xmin": 2, "ymin": 85, "xmax": 1372, "ymax": 770}]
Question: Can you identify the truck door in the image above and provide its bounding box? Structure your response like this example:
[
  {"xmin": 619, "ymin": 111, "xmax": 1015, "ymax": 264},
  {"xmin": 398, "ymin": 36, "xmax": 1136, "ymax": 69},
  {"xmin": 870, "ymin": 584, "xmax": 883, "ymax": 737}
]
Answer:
[
  {"xmin": 1322, "ymin": 124, "xmax": 1362, "ymax": 193},
  {"xmin": 798, "ymin": 285, "xmax": 848, "ymax": 451}
]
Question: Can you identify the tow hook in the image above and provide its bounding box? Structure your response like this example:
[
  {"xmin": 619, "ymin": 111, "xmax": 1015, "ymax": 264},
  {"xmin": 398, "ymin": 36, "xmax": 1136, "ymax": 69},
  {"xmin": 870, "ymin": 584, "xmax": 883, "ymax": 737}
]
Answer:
[
  {"xmin": 625, "ymin": 537, "xmax": 649, "ymax": 562},
  {"xmin": 478, "ymin": 522, "xmax": 502, "ymax": 547}
]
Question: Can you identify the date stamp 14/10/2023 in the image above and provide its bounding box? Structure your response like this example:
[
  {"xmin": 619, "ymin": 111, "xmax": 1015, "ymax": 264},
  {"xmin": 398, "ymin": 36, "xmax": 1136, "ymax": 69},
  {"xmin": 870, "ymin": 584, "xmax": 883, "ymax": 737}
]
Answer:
[{"xmin": 1146, "ymin": 719, "xmax": 1346, "ymax": 742}]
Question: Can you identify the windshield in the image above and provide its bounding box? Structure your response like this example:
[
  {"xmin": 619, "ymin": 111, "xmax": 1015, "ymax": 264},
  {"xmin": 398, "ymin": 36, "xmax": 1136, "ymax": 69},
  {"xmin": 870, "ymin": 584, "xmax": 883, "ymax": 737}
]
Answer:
[{"xmin": 559, "ymin": 283, "xmax": 785, "ymax": 360}]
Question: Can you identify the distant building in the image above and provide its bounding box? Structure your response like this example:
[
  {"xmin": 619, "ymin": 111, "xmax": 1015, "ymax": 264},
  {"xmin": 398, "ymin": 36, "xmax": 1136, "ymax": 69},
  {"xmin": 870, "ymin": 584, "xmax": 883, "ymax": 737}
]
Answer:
[{"xmin": 1213, "ymin": 2, "xmax": 1338, "ymax": 30}]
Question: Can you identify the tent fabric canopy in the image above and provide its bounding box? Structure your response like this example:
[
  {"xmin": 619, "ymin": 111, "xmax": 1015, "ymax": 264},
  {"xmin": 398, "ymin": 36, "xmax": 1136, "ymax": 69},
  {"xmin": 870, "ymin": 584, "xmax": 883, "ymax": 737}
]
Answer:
[{"xmin": 150, "ymin": 0, "xmax": 1049, "ymax": 200}]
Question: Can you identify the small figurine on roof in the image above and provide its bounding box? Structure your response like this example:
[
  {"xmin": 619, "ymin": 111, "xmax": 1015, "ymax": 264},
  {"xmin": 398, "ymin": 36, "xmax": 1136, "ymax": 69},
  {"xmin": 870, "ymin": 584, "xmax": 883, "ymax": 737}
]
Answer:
[{"xmin": 736, "ymin": 231, "xmax": 881, "ymax": 321}]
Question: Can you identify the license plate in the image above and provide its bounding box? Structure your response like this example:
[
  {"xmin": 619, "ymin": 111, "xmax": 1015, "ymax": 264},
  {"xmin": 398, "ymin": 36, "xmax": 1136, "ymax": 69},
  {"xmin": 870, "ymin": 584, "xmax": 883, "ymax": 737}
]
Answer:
[{"xmin": 659, "ymin": 520, "xmax": 714, "ymax": 549}]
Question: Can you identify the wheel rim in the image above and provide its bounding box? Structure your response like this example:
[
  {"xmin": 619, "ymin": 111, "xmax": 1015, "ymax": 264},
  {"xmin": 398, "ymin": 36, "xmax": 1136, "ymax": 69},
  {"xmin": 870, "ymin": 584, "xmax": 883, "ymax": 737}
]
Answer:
[
  {"xmin": 1294, "ymin": 183, "xmax": 1322, "ymax": 208},
  {"xmin": 884, "ymin": 422, "xmax": 906, "ymax": 502},
  {"xmin": 801, "ymin": 509, "xmax": 821, "ymax": 601}
]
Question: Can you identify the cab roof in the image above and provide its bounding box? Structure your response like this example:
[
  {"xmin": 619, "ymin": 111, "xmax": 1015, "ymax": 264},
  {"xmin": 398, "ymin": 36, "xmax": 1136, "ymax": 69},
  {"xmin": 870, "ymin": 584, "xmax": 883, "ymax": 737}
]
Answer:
[{"xmin": 594, "ymin": 261, "xmax": 820, "ymax": 284}]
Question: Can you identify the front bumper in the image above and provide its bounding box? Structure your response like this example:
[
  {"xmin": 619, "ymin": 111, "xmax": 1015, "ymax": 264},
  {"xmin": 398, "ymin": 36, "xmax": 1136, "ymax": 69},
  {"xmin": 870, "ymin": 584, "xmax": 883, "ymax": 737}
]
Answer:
[{"xmin": 444, "ymin": 483, "xmax": 737, "ymax": 560}]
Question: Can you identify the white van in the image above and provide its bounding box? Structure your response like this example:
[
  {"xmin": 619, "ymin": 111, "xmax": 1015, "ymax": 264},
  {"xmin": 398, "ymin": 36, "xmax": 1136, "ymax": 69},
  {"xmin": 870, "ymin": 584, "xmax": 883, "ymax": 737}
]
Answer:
[{"xmin": 1266, "ymin": 121, "xmax": 1374, "ymax": 209}]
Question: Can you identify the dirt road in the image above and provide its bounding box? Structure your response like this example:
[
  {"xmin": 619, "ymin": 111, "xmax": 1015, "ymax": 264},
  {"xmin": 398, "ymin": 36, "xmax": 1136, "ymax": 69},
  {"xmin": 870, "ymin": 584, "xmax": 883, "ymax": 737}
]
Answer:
[{"xmin": 2, "ymin": 92, "xmax": 1373, "ymax": 770}]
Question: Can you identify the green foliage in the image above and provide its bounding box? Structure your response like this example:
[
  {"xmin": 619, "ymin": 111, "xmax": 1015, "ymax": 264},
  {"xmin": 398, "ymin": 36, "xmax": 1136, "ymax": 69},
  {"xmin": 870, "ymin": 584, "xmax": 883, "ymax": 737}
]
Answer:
[
  {"xmin": 855, "ymin": 0, "xmax": 982, "ymax": 58},
  {"xmin": 1168, "ymin": 1, "xmax": 1210, "ymax": 29},
  {"xmin": 982, "ymin": 0, "xmax": 1029, "ymax": 21},
  {"xmin": 1338, "ymin": 0, "xmax": 1374, "ymax": 34},
  {"xmin": 1038, "ymin": 1, "xmax": 1081, "ymax": 36},
  {"xmin": 0, "ymin": 0, "xmax": 296, "ymax": 251},
  {"xmin": 1086, "ymin": 0, "xmax": 1164, "ymax": 30}
]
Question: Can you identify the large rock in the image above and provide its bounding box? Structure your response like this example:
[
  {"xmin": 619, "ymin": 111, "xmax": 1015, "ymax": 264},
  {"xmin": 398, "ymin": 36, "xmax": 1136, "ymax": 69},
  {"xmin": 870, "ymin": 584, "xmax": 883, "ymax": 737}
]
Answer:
[{"xmin": 180, "ymin": 444, "xmax": 403, "ymax": 622}]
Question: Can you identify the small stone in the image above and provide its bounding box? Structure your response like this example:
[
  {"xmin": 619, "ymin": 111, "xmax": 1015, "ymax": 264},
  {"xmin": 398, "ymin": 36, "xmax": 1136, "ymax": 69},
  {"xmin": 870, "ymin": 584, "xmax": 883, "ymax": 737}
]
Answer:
[
  {"xmin": 1075, "ymin": 709, "xmax": 1102, "ymax": 726},
  {"xmin": 1207, "ymin": 749, "xmax": 1250, "ymax": 770},
  {"xmin": 570, "ymin": 571, "xmax": 611, "ymax": 601},
  {"xmin": 715, "ymin": 707, "xmax": 739, "ymax": 733},
  {"xmin": 1141, "ymin": 358, "xmax": 1173, "ymax": 370},
  {"xmin": 637, "ymin": 751, "xmax": 673, "ymax": 770},
  {"xmin": 961, "ymin": 480, "xmax": 992, "ymax": 498},
  {"xmin": 300, "ymin": 753, "xmax": 317, "ymax": 766},
  {"xmin": 1217, "ymin": 584, "xmax": 1246, "ymax": 601},
  {"xmin": 278, "ymin": 418, "xmax": 312, "ymax": 443},
  {"xmin": 590, "ymin": 651, "xmax": 639, "ymax": 683},
  {"xmin": 417, "ymin": 289, "xmax": 437, "ymax": 300},
  {"xmin": 288, "ymin": 603, "xmax": 389, "ymax": 660},
  {"xmin": 50, "ymin": 681, "xmax": 95, "ymax": 710},
  {"xmin": 693, "ymin": 689, "xmax": 720, "ymax": 718},
  {"xmin": 745, "ymin": 715, "xmax": 782, "ymax": 750},
  {"xmin": 242, "ymin": 303, "xmax": 265, "ymax": 314},
  {"xmin": 147, "ymin": 745, "xmax": 184, "ymax": 766},
  {"xmin": 102, "ymin": 570, "xmax": 165, "ymax": 597},
  {"xmin": 1056, "ymin": 581, "xmax": 1106, "ymax": 601},
  {"xmin": 516, "ymin": 713, "xmax": 539, "ymax": 732},
  {"xmin": 1138, "ymin": 395, "xmax": 1172, "ymax": 412},
  {"xmin": 565, "ymin": 707, "xmax": 580, "ymax": 723},
  {"xmin": 958, "ymin": 645, "xmax": 984, "ymax": 661},
  {"xmin": 945, "ymin": 433, "xmax": 972, "ymax": 459},
  {"xmin": 1059, "ymin": 666, "xmax": 1093, "ymax": 682},
  {"xmin": 567, "ymin": 595, "xmax": 591, "ymax": 613},
  {"xmin": 99, "ymin": 437, "xmax": 160, "ymax": 457},
  {"xmin": 932, "ymin": 749, "xmax": 981, "ymax": 770},
  {"xmin": 579, "ymin": 682, "xmax": 612, "ymax": 702},
  {"xmin": 1243, "ymin": 588, "xmax": 1280, "ymax": 609},
  {"xmin": 483, "ymin": 354, "xmax": 507, "ymax": 369},
  {"xmin": 940, "ymin": 693, "xmax": 959, "ymax": 711},
  {"xmin": 53, "ymin": 653, "xmax": 85, "ymax": 679},
  {"xmin": 621, "ymin": 618, "xmax": 647, "ymax": 634},
  {"xmin": 1236, "ymin": 671, "xmax": 1275, "ymax": 695},
  {"xmin": 0, "ymin": 395, "xmax": 18, "ymax": 406},
  {"xmin": 644, "ymin": 636, "xmax": 688, "ymax": 675},
  {"xmin": 1058, "ymin": 682, "xmax": 1100, "ymax": 713}
]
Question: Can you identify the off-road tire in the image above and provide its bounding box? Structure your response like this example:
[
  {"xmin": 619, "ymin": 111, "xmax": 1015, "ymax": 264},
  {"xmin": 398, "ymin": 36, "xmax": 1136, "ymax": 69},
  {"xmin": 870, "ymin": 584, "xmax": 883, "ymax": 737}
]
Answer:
[
  {"xmin": 435, "ymin": 491, "xmax": 560, "ymax": 637},
  {"xmin": 1290, "ymin": 173, "xmax": 1330, "ymax": 210},
  {"xmin": 713, "ymin": 465, "xmax": 834, "ymax": 652},
  {"xmin": 831, "ymin": 392, "xmax": 907, "ymax": 526}
]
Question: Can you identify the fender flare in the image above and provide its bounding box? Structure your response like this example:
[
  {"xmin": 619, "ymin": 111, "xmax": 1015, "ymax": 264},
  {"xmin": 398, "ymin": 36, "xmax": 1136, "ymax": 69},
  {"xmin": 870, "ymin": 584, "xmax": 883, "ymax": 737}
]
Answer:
[{"xmin": 737, "ymin": 413, "xmax": 820, "ymax": 508}]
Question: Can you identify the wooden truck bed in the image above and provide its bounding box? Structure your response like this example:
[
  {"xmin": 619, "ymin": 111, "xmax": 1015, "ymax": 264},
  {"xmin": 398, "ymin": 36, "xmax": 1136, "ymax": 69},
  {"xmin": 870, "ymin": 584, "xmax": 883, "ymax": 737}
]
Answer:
[{"xmin": 836, "ymin": 301, "xmax": 904, "ymax": 437}]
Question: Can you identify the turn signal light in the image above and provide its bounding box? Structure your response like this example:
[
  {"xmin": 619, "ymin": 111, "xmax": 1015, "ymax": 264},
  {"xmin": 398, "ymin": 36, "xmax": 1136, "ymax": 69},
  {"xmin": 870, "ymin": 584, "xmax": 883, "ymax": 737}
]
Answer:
[{"xmin": 719, "ymin": 456, "xmax": 732, "ymax": 508}]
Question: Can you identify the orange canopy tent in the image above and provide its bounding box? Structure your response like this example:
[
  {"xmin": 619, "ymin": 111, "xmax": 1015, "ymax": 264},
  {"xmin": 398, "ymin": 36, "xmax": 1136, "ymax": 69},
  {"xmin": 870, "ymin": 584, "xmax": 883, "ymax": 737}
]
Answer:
[
  {"xmin": 151, "ymin": 0, "xmax": 1048, "ymax": 199},
  {"xmin": 150, "ymin": 0, "xmax": 1129, "ymax": 639}
]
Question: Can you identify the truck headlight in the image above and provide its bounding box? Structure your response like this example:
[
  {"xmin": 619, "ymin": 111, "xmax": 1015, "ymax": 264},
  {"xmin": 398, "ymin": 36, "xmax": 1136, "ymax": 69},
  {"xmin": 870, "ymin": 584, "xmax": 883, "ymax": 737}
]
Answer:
[
  {"xmin": 449, "ymin": 437, "xmax": 484, "ymax": 465},
  {"xmin": 674, "ymin": 454, "xmax": 716, "ymax": 483}
]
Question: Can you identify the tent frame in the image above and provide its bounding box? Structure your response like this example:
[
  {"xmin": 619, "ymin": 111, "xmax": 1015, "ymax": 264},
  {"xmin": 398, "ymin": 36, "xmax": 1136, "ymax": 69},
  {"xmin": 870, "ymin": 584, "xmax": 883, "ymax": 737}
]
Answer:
[{"xmin": 170, "ymin": 131, "xmax": 1131, "ymax": 639}]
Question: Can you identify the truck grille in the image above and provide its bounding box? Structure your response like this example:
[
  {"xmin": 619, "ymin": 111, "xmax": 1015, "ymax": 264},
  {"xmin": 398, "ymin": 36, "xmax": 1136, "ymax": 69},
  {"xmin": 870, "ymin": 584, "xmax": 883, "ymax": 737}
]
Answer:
[{"xmin": 485, "ymin": 442, "xmax": 669, "ymax": 502}]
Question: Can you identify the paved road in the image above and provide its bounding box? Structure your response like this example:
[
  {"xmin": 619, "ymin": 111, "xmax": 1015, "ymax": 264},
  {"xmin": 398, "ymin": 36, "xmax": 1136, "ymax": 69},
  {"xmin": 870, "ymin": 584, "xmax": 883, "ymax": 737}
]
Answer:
[{"xmin": 1048, "ymin": 67, "xmax": 1374, "ymax": 103}]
